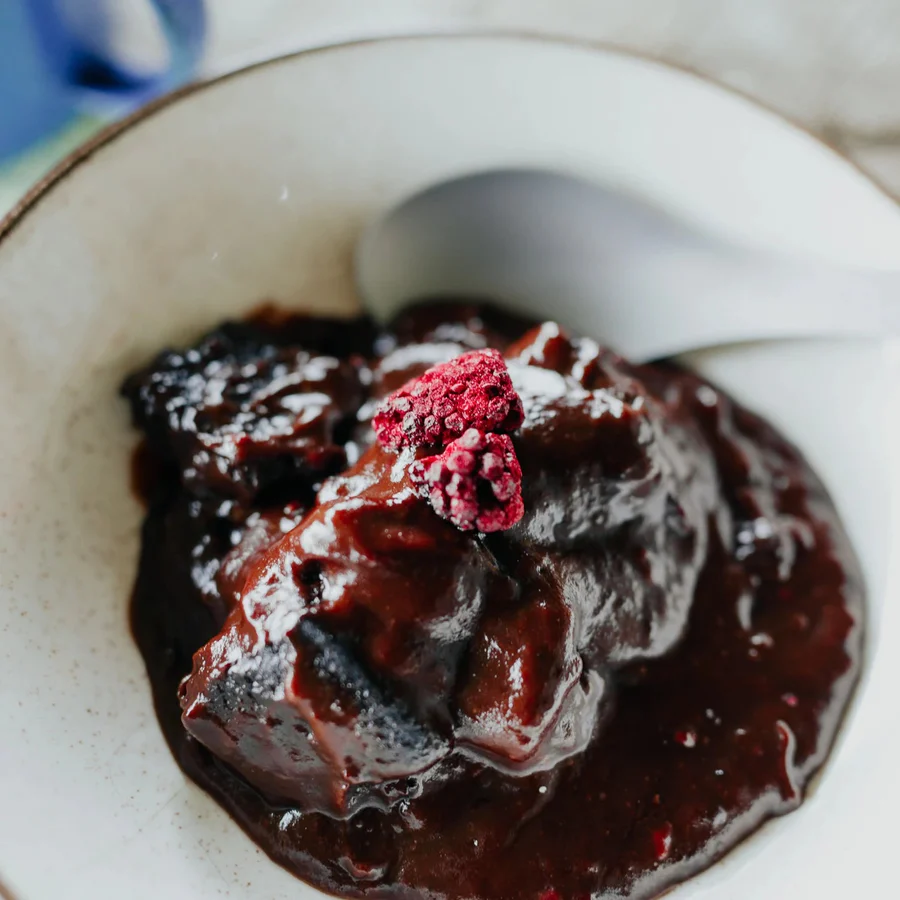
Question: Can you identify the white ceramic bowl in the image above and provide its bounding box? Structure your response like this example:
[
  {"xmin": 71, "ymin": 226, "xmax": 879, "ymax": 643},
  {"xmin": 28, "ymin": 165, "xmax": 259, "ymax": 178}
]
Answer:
[{"xmin": 1, "ymin": 35, "xmax": 898, "ymax": 900}]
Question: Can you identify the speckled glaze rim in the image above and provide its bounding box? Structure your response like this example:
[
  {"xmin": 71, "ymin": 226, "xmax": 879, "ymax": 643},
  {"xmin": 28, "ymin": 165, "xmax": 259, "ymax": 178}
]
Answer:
[
  {"xmin": 0, "ymin": 30, "xmax": 893, "ymax": 900},
  {"xmin": 2, "ymin": 29, "xmax": 899, "ymax": 250}
]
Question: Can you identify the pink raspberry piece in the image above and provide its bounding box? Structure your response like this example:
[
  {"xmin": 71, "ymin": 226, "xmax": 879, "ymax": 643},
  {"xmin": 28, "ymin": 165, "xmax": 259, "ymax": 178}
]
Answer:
[
  {"xmin": 410, "ymin": 429, "xmax": 524, "ymax": 533},
  {"xmin": 373, "ymin": 349, "xmax": 524, "ymax": 450}
]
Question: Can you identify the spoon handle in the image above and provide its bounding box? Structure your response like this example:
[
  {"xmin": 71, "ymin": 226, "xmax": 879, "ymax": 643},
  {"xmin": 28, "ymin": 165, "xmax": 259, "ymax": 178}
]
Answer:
[{"xmin": 576, "ymin": 248, "xmax": 900, "ymax": 361}]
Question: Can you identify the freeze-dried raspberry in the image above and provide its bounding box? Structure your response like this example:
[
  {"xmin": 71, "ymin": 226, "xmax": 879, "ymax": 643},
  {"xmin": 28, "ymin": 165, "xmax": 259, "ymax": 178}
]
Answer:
[
  {"xmin": 373, "ymin": 349, "xmax": 524, "ymax": 450},
  {"xmin": 410, "ymin": 429, "xmax": 524, "ymax": 532}
]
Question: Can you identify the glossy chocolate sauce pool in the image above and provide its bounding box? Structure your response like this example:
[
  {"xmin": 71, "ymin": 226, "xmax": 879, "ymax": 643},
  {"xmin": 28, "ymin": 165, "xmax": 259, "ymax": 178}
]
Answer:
[{"xmin": 124, "ymin": 301, "xmax": 863, "ymax": 900}]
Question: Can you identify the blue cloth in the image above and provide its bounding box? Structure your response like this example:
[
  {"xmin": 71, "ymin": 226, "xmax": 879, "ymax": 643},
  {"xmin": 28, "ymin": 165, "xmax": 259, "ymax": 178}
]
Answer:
[{"xmin": 0, "ymin": 0, "xmax": 206, "ymax": 161}]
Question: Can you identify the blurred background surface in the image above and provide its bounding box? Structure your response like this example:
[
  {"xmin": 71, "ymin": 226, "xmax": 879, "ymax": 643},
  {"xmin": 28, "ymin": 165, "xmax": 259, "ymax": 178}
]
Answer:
[{"xmin": 4, "ymin": 0, "xmax": 900, "ymax": 214}]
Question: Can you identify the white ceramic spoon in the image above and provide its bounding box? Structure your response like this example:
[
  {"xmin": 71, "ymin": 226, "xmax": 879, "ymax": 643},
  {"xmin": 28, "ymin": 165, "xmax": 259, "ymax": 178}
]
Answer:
[{"xmin": 357, "ymin": 169, "xmax": 900, "ymax": 361}]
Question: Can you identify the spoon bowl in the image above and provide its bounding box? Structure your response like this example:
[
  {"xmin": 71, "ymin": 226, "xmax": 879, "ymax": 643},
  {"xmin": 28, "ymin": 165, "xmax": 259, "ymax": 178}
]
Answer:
[{"xmin": 358, "ymin": 168, "xmax": 900, "ymax": 361}]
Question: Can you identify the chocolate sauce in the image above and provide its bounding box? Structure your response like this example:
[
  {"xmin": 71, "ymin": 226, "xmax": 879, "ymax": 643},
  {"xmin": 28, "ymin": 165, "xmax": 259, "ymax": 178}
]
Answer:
[{"xmin": 124, "ymin": 301, "xmax": 862, "ymax": 899}]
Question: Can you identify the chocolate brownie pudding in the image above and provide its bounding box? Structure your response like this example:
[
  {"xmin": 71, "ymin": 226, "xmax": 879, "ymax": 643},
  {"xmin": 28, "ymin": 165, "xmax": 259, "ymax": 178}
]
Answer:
[{"xmin": 123, "ymin": 301, "xmax": 862, "ymax": 900}]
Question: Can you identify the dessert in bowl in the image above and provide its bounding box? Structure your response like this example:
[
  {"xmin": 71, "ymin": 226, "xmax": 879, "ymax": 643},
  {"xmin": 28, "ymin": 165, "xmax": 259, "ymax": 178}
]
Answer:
[
  {"xmin": 0, "ymin": 35, "xmax": 897, "ymax": 900},
  {"xmin": 123, "ymin": 297, "xmax": 862, "ymax": 899}
]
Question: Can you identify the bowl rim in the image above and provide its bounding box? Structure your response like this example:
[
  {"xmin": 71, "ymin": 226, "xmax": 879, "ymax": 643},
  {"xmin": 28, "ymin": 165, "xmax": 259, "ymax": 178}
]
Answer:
[
  {"xmin": 0, "ymin": 31, "xmax": 894, "ymax": 900},
  {"xmin": 1, "ymin": 30, "xmax": 897, "ymax": 248}
]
